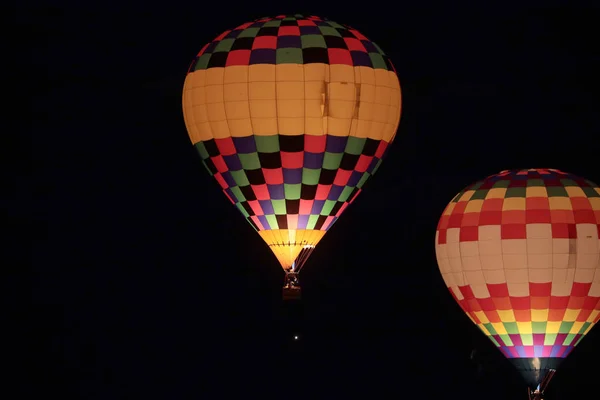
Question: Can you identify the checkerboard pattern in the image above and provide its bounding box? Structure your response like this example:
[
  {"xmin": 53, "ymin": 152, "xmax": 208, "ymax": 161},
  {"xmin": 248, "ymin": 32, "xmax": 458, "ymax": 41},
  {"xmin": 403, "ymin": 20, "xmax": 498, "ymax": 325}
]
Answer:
[
  {"xmin": 435, "ymin": 169, "xmax": 600, "ymax": 359},
  {"xmin": 182, "ymin": 15, "xmax": 401, "ymax": 271},
  {"xmin": 189, "ymin": 14, "xmax": 395, "ymax": 72}
]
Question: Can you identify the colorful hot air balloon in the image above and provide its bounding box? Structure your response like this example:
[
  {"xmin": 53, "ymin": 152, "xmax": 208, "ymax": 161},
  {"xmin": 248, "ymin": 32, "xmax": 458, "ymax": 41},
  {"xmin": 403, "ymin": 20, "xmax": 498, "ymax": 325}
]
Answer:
[
  {"xmin": 182, "ymin": 15, "xmax": 401, "ymax": 299},
  {"xmin": 434, "ymin": 168, "xmax": 600, "ymax": 399}
]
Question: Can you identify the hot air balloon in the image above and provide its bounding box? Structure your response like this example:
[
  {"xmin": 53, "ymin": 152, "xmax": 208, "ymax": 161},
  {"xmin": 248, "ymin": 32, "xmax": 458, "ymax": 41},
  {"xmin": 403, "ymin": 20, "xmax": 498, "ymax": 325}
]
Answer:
[
  {"xmin": 434, "ymin": 168, "xmax": 600, "ymax": 400},
  {"xmin": 182, "ymin": 15, "xmax": 401, "ymax": 300}
]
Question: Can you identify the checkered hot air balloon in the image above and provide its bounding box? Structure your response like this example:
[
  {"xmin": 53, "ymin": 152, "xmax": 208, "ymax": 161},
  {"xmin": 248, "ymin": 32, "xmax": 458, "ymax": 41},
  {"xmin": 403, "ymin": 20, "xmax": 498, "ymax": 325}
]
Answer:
[
  {"xmin": 435, "ymin": 168, "xmax": 600, "ymax": 400},
  {"xmin": 182, "ymin": 15, "xmax": 401, "ymax": 300}
]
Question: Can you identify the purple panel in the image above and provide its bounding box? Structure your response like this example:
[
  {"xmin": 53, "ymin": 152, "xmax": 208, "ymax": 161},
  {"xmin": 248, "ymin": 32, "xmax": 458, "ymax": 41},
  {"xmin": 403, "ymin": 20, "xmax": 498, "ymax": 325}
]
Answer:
[
  {"xmin": 534, "ymin": 345, "xmax": 544, "ymax": 358},
  {"xmin": 278, "ymin": 36, "xmax": 302, "ymax": 48},
  {"xmin": 361, "ymin": 40, "xmax": 378, "ymax": 53},
  {"xmin": 204, "ymin": 41, "xmax": 218, "ymax": 54},
  {"xmin": 268, "ymin": 184, "xmax": 285, "ymax": 199},
  {"xmin": 499, "ymin": 346, "xmax": 511, "ymax": 357},
  {"xmin": 327, "ymin": 185, "xmax": 344, "ymax": 200},
  {"xmin": 326, "ymin": 135, "xmax": 348, "ymax": 153},
  {"xmin": 299, "ymin": 26, "xmax": 320, "ymax": 35},
  {"xmin": 314, "ymin": 20, "xmax": 329, "ymax": 26},
  {"xmin": 259, "ymin": 200, "xmax": 274, "ymax": 214},
  {"xmin": 515, "ymin": 346, "xmax": 526, "ymax": 358},
  {"xmin": 550, "ymin": 345, "xmax": 561, "ymax": 358},
  {"xmin": 348, "ymin": 171, "xmax": 363, "ymax": 187},
  {"xmin": 283, "ymin": 168, "xmax": 302, "ymax": 184},
  {"xmin": 222, "ymin": 171, "xmax": 237, "ymax": 188},
  {"xmin": 367, "ymin": 158, "xmax": 379, "ymax": 174},
  {"xmin": 297, "ymin": 215, "xmax": 309, "ymax": 229},
  {"xmin": 509, "ymin": 334, "xmax": 522, "ymax": 346},
  {"xmin": 563, "ymin": 346, "xmax": 574, "ymax": 357},
  {"xmin": 532, "ymin": 334, "xmax": 545, "ymax": 346},
  {"xmin": 304, "ymin": 152, "xmax": 324, "ymax": 169},
  {"xmin": 223, "ymin": 154, "xmax": 242, "ymax": 171},
  {"xmin": 351, "ymin": 51, "xmax": 372, "ymax": 67},
  {"xmin": 311, "ymin": 200, "xmax": 325, "ymax": 214},
  {"xmin": 258, "ymin": 215, "xmax": 270, "ymax": 230},
  {"xmin": 250, "ymin": 49, "xmax": 276, "ymax": 65},
  {"xmin": 225, "ymin": 188, "xmax": 237, "ymax": 202},
  {"xmin": 233, "ymin": 136, "xmax": 257, "ymax": 153},
  {"xmin": 225, "ymin": 30, "xmax": 242, "ymax": 39}
]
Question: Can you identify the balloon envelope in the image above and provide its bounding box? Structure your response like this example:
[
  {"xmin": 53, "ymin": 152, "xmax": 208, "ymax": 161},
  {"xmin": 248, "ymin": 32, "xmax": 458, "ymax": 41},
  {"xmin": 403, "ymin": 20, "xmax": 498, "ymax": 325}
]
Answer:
[
  {"xmin": 434, "ymin": 168, "xmax": 600, "ymax": 389},
  {"xmin": 182, "ymin": 15, "xmax": 401, "ymax": 272}
]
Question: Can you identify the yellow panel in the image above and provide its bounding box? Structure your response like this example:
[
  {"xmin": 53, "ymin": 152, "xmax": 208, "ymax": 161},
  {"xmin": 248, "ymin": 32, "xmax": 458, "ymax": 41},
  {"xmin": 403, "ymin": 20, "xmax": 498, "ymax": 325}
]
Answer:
[
  {"xmin": 258, "ymin": 229, "xmax": 327, "ymax": 270},
  {"xmin": 205, "ymin": 67, "xmax": 225, "ymax": 84},
  {"xmin": 204, "ymin": 84, "xmax": 224, "ymax": 104},
  {"xmin": 465, "ymin": 200, "xmax": 484, "ymax": 213},
  {"xmin": 588, "ymin": 310, "xmax": 600, "ymax": 322},
  {"xmin": 304, "ymin": 63, "xmax": 328, "ymax": 82},
  {"xmin": 277, "ymin": 99, "xmax": 305, "ymax": 118},
  {"xmin": 250, "ymin": 118, "xmax": 278, "ymax": 136},
  {"xmin": 249, "ymin": 100, "xmax": 277, "ymax": 118},
  {"xmin": 549, "ymin": 197, "xmax": 572, "ymax": 210},
  {"xmin": 546, "ymin": 321, "xmax": 561, "ymax": 334},
  {"xmin": 498, "ymin": 310, "xmax": 516, "ymax": 322},
  {"xmin": 223, "ymin": 66, "xmax": 249, "ymax": 83},
  {"xmin": 185, "ymin": 70, "xmax": 206, "ymax": 88},
  {"xmin": 563, "ymin": 309, "xmax": 579, "ymax": 322},
  {"xmin": 357, "ymin": 66, "xmax": 375, "ymax": 85},
  {"xmin": 526, "ymin": 186, "xmax": 548, "ymax": 198},
  {"xmin": 479, "ymin": 325, "xmax": 491, "ymax": 336},
  {"xmin": 329, "ymin": 64, "xmax": 355, "ymax": 83},
  {"xmin": 375, "ymin": 85, "xmax": 392, "ymax": 107},
  {"xmin": 249, "ymin": 82, "xmax": 275, "ymax": 100},
  {"xmin": 359, "ymin": 84, "xmax": 376, "ymax": 103},
  {"xmin": 502, "ymin": 197, "xmax": 526, "ymax": 211},
  {"xmin": 460, "ymin": 190, "xmax": 475, "ymax": 202},
  {"xmin": 566, "ymin": 186, "xmax": 586, "ymax": 197},
  {"xmin": 304, "ymin": 81, "xmax": 324, "ymax": 101},
  {"xmin": 491, "ymin": 323, "xmax": 507, "ymax": 335},
  {"xmin": 474, "ymin": 311, "xmax": 489, "ymax": 323},
  {"xmin": 374, "ymin": 68, "xmax": 391, "ymax": 87},
  {"xmin": 368, "ymin": 121, "xmax": 386, "ymax": 141},
  {"xmin": 208, "ymin": 120, "xmax": 230, "ymax": 139},
  {"xmin": 589, "ymin": 198, "xmax": 600, "ymax": 210},
  {"xmin": 443, "ymin": 203, "xmax": 456, "ymax": 215},
  {"xmin": 570, "ymin": 321, "xmax": 585, "ymax": 334},
  {"xmin": 224, "ymin": 100, "xmax": 250, "ymax": 120},
  {"xmin": 249, "ymin": 64, "xmax": 275, "ymax": 82},
  {"xmin": 516, "ymin": 321, "xmax": 533, "ymax": 334},
  {"xmin": 223, "ymin": 83, "xmax": 248, "ymax": 102},
  {"xmin": 228, "ymin": 119, "xmax": 253, "ymax": 138},
  {"xmin": 531, "ymin": 309, "xmax": 549, "ymax": 321},
  {"xmin": 275, "ymin": 64, "xmax": 304, "ymax": 81},
  {"xmin": 276, "ymin": 82, "xmax": 305, "ymax": 100},
  {"xmin": 305, "ymin": 117, "xmax": 324, "ymax": 135},
  {"xmin": 205, "ymin": 102, "xmax": 227, "ymax": 122},
  {"xmin": 278, "ymin": 117, "xmax": 305, "ymax": 135},
  {"xmin": 327, "ymin": 117, "xmax": 352, "ymax": 137},
  {"xmin": 486, "ymin": 188, "xmax": 507, "ymax": 199}
]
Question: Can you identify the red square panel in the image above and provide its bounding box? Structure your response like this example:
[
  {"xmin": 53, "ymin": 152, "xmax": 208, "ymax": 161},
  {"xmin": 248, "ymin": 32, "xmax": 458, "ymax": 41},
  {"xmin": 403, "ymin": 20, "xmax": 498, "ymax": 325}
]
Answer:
[
  {"xmin": 328, "ymin": 48, "xmax": 353, "ymax": 65},
  {"xmin": 278, "ymin": 26, "xmax": 300, "ymax": 36},
  {"xmin": 226, "ymin": 50, "xmax": 251, "ymax": 66},
  {"xmin": 305, "ymin": 135, "xmax": 327, "ymax": 153},
  {"xmin": 252, "ymin": 36, "xmax": 277, "ymax": 49},
  {"xmin": 262, "ymin": 168, "xmax": 284, "ymax": 184},
  {"xmin": 280, "ymin": 151, "xmax": 303, "ymax": 169}
]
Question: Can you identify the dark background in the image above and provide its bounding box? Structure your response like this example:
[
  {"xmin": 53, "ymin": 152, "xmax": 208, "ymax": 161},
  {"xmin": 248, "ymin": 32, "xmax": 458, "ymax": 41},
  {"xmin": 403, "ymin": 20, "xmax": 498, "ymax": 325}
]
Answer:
[{"xmin": 27, "ymin": 1, "xmax": 599, "ymax": 399}]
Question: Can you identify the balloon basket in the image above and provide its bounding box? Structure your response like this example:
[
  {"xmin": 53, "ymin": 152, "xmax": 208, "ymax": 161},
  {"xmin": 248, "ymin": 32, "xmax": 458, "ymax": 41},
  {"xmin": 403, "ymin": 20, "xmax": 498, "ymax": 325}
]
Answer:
[{"xmin": 282, "ymin": 272, "xmax": 301, "ymax": 301}]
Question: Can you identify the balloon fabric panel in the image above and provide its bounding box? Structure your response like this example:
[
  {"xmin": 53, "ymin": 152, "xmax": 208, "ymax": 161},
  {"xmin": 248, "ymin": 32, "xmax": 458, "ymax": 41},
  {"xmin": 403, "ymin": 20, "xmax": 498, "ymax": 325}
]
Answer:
[
  {"xmin": 182, "ymin": 15, "xmax": 401, "ymax": 271},
  {"xmin": 435, "ymin": 169, "xmax": 600, "ymax": 360}
]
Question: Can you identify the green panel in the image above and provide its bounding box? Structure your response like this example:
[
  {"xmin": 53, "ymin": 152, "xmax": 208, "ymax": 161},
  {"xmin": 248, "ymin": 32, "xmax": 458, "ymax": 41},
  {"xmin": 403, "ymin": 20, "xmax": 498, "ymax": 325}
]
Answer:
[
  {"xmin": 563, "ymin": 333, "xmax": 577, "ymax": 346},
  {"xmin": 505, "ymin": 187, "xmax": 526, "ymax": 198},
  {"xmin": 339, "ymin": 186, "xmax": 354, "ymax": 202},
  {"xmin": 263, "ymin": 20, "xmax": 282, "ymax": 27},
  {"xmin": 582, "ymin": 187, "xmax": 600, "ymax": 197},
  {"xmin": 526, "ymin": 179, "xmax": 545, "ymax": 187},
  {"xmin": 470, "ymin": 189, "xmax": 489, "ymax": 200},
  {"xmin": 492, "ymin": 180, "xmax": 510, "ymax": 188},
  {"xmin": 372, "ymin": 159, "xmax": 382, "ymax": 174},
  {"xmin": 558, "ymin": 321, "xmax": 574, "ymax": 334},
  {"xmin": 266, "ymin": 214, "xmax": 278, "ymax": 229},
  {"xmin": 575, "ymin": 335, "xmax": 585, "ymax": 346},
  {"xmin": 546, "ymin": 186, "xmax": 568, "ymax": 197},
  {"xmin": 504, "ymin": 322, "xmax": 519, "ymax": 335},
  {"xmin": 532, "ymin": 321, "xmax": 547, "ymax": 334},
  {"xmin": 238, "ymin": 153, "xmax": 261, "ymax": 169},
  {"xmin": 230, "ymin": 186, "xmax": 245, "ymax": 202},
  {"xmin": 470, "ymin": 181, "xmax": 484, "ymax": 190},
  {"xmin": 373, "ymin": 42, "xmax": 385, "ymax": 55},
  {"xmin": 345, "ymin": 136, "xmax": 366, "ymax": 155},
  {"xmin": 318, "ymin": 26, "xmax": 340, "ymax": 37},
  {"xmin": 327, "ymin": 21, "xmax": 345, "ymax": 29},
  {"xmin": 484, "ymin": 323, "xmax": 497, "ymax": 335},
  {"xmin": 321, "ymin": 200, "xmax": 336, "ymax": 215},
  {"xmin": 488, "ymin": 336, "xmax": 501, "ymax": 347},
  {"xmin": 499, "ymin": 334, "xmax": 513, "ymax": 346},
  {"xmin": 195, "ymin": 142, "xmax": 210, "ymax": 159},
  {"xmin": 306, "ymin": 214, "xmax": 319, "ymax": 229},
  {"xmin": 369, "ymin": 53, "xmax": 387, "ymax": 69},
  {"xmin": 237, "ymin": 27, "xmax": 260, "ymax": 38},
  {"xmin": 271, "ymin": 199, "xmax": 286, "ymax": 214},
  {"xmin": 201, "ymin": 161, "xmax": 213, "ymax": 176},
  {"xmin": 230, "ymin": 170, "xmax": 249, "ymax": 186},
  {"xmin": 214, "ymin": 39, "xmax": 234, "ymax": 52},
  {"xmin": 581, "ymin": 322, "xmax": 592, "ymax": 333},
  {"xmin": 302, "ymin": 168, "xmax": 321, "ymax": 185},
  {"xmin": 236, "ymin": 202, "xmax": 249, "ymax": 217},
  {"xmin": 544, "ymin": 333, "xmax": 557, "ymax": 346},
  {"xmin": 254, "ymin": 135, "xmax": 279, "ymax": 153},
  {"xmin": 357, "ymin": 173, "xmax": 370, "ymax": 188},
  {"xmin": 323, "ymin": 152, "xmax": 343, "ymax": 169},
  {"xmin": 276, "ymin": 48, "xmax": 303, "ymax": 64},
  {"xmin": 560, "ymin": 179, "xmax": 578, "ymax": 186},
  {"xmin": 301, "ymin": 35, "xmax": 326, "ymax": 48},
  {"xmin": 194, "ymin": 54, "xmax": 210, "ymax": 70},
  {"xmin": 452, "ymin": 190, "xmax": 465, "ymax": 202},
  {"xmin": 520, "ymin": 334, "xmax": 533, "ymax": 346},
  {"xmin": 284, "ymin": 183, "xmax": 301, "ymax": 200}
]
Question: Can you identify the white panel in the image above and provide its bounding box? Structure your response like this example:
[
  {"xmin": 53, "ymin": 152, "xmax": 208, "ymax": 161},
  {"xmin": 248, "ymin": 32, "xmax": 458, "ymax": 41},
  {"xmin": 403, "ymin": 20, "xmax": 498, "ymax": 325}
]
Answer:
[
  {"xmin": 480, "ymin": 255, "xmax": 504, "ymax": 270},
  {"xmin": 446, "ymin": 228, "xmax": 460, "ymax": 243},
  {"xmin": 465, "ymin": 270, "xmax": 486, "ymax": 285},
  {"xmin": 451, "ymin": 286, "xmax": 464, "ymax": 300},
  {"xmin": 527, "ymin": 238, "xmax": 553, "ymax": 254},
  {"xmin": 528, "ymin": 254, "xmax": 553, "ymax": 269},
  {"xmin": 460, "ymin": 241, "xmax": 480, "ymax": 257},
  {"xmin": 507, "ymin": 282, "xmax": 529, "ymax": 296},
  {"xmin": 502, "ymin": 239, "xmax": 527, "ymax": 254},
  {"xmin": 528, "ymin": 268, "xmax": 552, "ymax": 283},
  {"xmin": 462, "ymin": 256, "xmax": 483, "ymax": 271},
  {"xmin": 478, "ymin": 240, "xmax": 502, "ymax": 255},
  {"xmin": 505, "ymin": 268, "xmax": 529, "ymax": 283},
  {"xmin": 472, "ymin": 284, "xmax": 490, "ymax": 298},
  {"xmin": 526, "ymin": 223, "xmax": 552, "ymax": 238},
  {"xmin": 449, "ymin": 257, "xmax": 463, "ymax": 273},
  {"xmin": 574, "ymin": 267, "xmax": 596, "ymax": 283},
  {"xmin": 483, "ymin": 269, "xmax": 506, "ymax": 284},
  {"xmin": 479, "ymin": 225, "xmax": 501, "ymax": 241},
  {"xmin": 503, "ymin": 254, "xmax": 528, "ymax": 269},
  {"xmin": 553, "ymin": 238, "xmax": 571, "ymax": 254}
]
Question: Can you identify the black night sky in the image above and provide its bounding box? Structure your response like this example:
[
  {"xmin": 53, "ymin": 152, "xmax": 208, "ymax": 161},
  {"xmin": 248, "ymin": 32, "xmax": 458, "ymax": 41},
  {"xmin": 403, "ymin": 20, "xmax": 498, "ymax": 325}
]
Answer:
[{"xmin": 29, "ymin": 2, "xmax": 599, "ymax": 399}]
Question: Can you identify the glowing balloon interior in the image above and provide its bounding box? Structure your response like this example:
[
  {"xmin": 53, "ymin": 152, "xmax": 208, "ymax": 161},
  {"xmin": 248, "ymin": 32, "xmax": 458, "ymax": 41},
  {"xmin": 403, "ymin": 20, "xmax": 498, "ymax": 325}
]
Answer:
[
  {"xmin": 435, "ymin": 168, "xmax": 600, "ymax": 396},
  {"xmin": 182, "ymin": 14, "xmax": 401, "ymax": 294}
]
